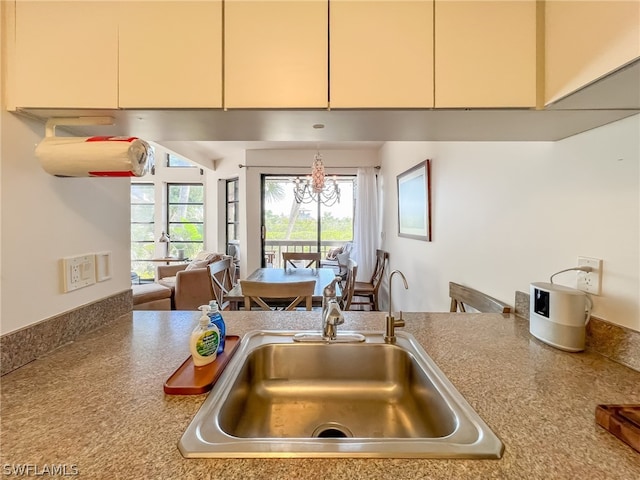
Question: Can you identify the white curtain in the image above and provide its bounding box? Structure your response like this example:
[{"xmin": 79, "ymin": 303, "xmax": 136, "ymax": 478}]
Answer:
[{"xmin": 353, "ymin": 167, "xmax": 379, "ymax": 282}]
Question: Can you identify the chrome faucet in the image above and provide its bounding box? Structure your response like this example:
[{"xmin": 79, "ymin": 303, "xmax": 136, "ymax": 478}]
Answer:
[
  {"xmin": 292, "ymin": 275, "xmax": 363, "ymax": 344},
  {"xmin": 322, "ymin": 276, "xmax": 344, "ymax": 341},
  {"xmin": 385, "ymin": 270, "xmax": 409, "ymax": 344}
]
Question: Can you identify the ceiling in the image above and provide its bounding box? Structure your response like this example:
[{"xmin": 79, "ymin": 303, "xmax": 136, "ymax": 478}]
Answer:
[{"xmin": 154, "ymin": 140, "xmax": 385, "ymax": 166}]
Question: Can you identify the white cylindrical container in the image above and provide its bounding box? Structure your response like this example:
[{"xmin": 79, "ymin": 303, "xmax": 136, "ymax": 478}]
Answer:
[
  {"xmin": 529, "ymin": 282, "xmax": 592, "ymax": 352},
  {"xmin": 35, "ymin": 136, "xmax": 150, "ymax": 177}
]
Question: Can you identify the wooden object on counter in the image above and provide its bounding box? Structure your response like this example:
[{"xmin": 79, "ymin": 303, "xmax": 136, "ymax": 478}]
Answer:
[
  {"xmin": 449, "ymin": 282, "xmax": 512, "ymax": 314},
  {"xmin": 595, "ymin": 404, "xmax": 640, "ymax": 453},
  {"xmin": 164, "ymin": 335, "xmax": 241, "ymax": 395}
]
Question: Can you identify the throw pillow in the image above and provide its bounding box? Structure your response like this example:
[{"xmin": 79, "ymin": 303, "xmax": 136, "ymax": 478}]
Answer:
[
  {"xmin": 185, "ymin": 251, "xmax": 221, "ymax": 271},
  {"xmin": 185, "ymin": 259, "xmax": 211, "ymax": 271},
  {"xmin": 336, "ymin": 252, "xmax": 350, "ymax": 275}
]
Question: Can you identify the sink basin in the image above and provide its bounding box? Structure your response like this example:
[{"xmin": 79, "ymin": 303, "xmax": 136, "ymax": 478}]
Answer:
[{"xmin": 179, "ymin": 330, "xmax": 504, "ymax": 458}]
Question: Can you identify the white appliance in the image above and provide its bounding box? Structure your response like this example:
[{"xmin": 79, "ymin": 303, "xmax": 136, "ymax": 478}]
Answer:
[{"xmin": 529, "ymin": 282, "xmax": 592, "ymax": 352}]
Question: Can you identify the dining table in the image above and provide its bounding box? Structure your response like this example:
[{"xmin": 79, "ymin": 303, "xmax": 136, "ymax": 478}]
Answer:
[{"xmin": 225, "ymin": 267, "xmax": 341, "ymax": 310}]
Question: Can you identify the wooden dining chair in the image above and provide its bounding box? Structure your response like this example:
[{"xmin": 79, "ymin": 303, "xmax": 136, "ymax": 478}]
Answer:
[
  {"xmin": 352, "ymin": 250, "xmax": 389, "ymax": 311},
  {"xmin": 339, "ymin": 258, "xmax": 358, "ymax": 311},
  {"xmin": 449, "ymin": 282, "xmax": 511, "ymax": 314},
  {"xmin": 240, "ymin": 280, "xmax": 315, "ymax": 311},
  {"xmin": 209, "ymin": 257, "xmax": 235, "ymax": 310},
  {"xmin": 282, "ymin": 252, "xmax": 321, "ymax": 270}
]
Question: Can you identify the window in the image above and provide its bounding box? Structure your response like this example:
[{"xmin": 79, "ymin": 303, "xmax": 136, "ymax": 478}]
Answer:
[
  {"xmin": 226, "ymin": 178, "xmax": 239, "ymax": 247},
  {"xmin": 167, "ymin": 183, "xmax": 204, "ymax": 259},
  {"xmin": 167, "ymin": 153, "xmax": 197, "ymax": 168},
  {"xmin": 226, "ymin": 178, "xmax": 240, "ymax": 277},
  {"xmin": 261, "ymin": 175, "xmax": 355, "ymax": 268},
  {"xmin": 131, "ymin": 184, "xmax": 155, "ymax": 281}
]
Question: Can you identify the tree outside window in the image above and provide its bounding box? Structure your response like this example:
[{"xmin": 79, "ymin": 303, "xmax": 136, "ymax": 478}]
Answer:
[{"xmin": 167, "ymin": 183, "xmax": 204, "ymax": 259}]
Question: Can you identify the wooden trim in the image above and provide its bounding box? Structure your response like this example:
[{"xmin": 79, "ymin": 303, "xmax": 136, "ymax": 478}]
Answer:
[{"xmin": 449, "ymin": 282, "xmax": 511, "ymax": 314}]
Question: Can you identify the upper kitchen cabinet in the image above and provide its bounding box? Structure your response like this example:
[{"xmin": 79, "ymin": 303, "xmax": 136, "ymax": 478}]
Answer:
[
  {"xmin": 330, "ymin": 1, "xmax": 434, "ymax": 108},
  {"xmin": 119, "ymin": 1, "xmax": 223, "ymax": 108},
  {"xmin": 13, "ymin": 1, "xmax": 118, "ymax": 108},
  {"xmin": 434, "ymin": 0, "xmax": 538, "ymax": 108},
  {"xmin": 545, "ymin": 0, "xmax": 640, "ymax": 107},
  {"xmin": 224, "ymin": 0, "xmax": 328, "ymax": 108}
]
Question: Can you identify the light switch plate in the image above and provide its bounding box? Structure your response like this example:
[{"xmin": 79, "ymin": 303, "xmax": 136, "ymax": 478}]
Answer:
[
  {"xmin": 95, "ymin": 251, "xmax": 112, "ymax": 282},
  {"xmin": 62, "ymin": 254, "xmax": 96, "ymax": 292}
]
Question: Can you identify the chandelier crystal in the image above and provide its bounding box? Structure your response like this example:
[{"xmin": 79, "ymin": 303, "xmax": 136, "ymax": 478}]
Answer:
[{"xmin": 293, "ymin": 152, "xmax": 340, "ymax": 206}]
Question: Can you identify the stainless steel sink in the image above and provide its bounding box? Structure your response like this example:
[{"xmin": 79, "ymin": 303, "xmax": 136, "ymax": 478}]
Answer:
[{"xmin": 179, "ymin": 330, "xmax": 504, "ymax": 458}]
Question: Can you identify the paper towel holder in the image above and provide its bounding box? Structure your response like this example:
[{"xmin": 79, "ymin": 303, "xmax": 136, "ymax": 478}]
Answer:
[
  {"xmin": 44, "ymin": 116, "xmax": 115, "ymax": 137},
  {"xmin": 36, "ymin": 116, "xmax": 151, "ymax": 178}
]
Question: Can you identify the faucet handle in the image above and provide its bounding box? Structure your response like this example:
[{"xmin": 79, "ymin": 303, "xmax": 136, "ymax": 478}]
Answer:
[
  {"xmin": 327, "ymin": 300, "xmax": 344, "ymax": 325},
  {"xmin": 323, "ymin": 276, "xmax": 341, "ymax": 298},
  {"xmin": 395, "ymin": 310, "xmax": 405, "ymax": 328}
]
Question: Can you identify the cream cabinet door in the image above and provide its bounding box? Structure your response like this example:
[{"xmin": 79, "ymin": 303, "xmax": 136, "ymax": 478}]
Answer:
[
  {"xmin": 225, "ymin": 0, "xmax": 328, "ymax": 108},
  {"xmin": 330, "ymin": 0, "xmax": 434, "ymax": 108},
  {"xmin": 119, "ymin": 1, "xmax": 223, "ymax": 108},
  {"xmin": 545, "ymin": 0, "xmax": 640, "ymax": 106},
  {"xmin": 14, "ymin": 1, "xmax": 118, "ymax": 108},
  {"xmin": 435, "ymin": 0, "xmax": 537, "ymax": 108}
]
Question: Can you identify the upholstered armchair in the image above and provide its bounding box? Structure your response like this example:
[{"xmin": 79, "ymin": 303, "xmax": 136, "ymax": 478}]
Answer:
[{"xmin": 156, "ymin": 251, "xmax": 228, "ymax": 310}]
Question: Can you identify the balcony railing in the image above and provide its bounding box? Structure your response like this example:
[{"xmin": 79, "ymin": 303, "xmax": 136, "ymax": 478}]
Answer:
[{"xmin": 264, "ymin": 240, "xmax": 349, "ymax": 269}]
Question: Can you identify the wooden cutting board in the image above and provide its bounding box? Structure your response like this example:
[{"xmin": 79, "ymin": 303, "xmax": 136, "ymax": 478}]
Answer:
[
  {"xmin": 595, "ymin": 404, "xmax": 640, "ymax": 453},
  {"xmin": 164, "ymin": 335, "xmax": 241, "ymax": 395}
]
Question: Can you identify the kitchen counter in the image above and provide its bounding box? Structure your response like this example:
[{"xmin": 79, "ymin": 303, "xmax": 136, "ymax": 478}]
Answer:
[{"xmin": 1, "ymin": 311, "xmax": 639, "ymax": 479}]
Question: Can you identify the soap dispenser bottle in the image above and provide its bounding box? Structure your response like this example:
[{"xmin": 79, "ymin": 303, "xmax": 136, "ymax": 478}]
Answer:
[
  {"xmin": 190, "ymin": 305, "xmax": 220, "ymax": 367},
  {"xmin": 208, "ymin": 300, "xmax": 226, "ymax": 355}
]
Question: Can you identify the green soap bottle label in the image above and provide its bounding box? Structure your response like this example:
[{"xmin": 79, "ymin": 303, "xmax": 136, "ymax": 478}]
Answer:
[{"xmin": 196, "ymin": 330, "xmax": 219, "ymax": 357}]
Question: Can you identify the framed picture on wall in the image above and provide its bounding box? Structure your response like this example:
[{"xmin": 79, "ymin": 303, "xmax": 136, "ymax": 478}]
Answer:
[{"xmin": 397, "ymin": 159, "xmax": 431, "ymax": 241}]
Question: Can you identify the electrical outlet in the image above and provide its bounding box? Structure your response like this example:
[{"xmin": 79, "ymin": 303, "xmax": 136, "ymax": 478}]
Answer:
[
  {"xmin": 576, "ymin": 256, "xmax": 602, "ymax": 295},
  {"xmin": 62, "ymin": 254, "xmax": 96, "ymax": 292}
]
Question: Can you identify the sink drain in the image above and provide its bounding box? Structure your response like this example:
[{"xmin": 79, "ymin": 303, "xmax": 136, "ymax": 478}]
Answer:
[{"xmin": 311, "ymin": 422, "xmax": 353, "ymax": 438}]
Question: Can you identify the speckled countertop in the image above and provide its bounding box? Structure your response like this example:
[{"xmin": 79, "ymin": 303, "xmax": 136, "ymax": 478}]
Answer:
[{"xmin": 1, "ymin": 311, "xmax": 639, "ymax": 479}]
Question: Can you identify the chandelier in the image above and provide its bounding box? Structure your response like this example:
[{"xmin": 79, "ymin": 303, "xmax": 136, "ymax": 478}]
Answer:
[{"xmin": 293, "ymin": 151, "xmax": 341, "ymax": 206}]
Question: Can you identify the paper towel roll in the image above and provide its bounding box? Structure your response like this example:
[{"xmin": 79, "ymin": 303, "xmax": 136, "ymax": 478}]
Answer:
[{"xmin": 35, "ymin": 136, "xmax": 150, "ymax": 177}]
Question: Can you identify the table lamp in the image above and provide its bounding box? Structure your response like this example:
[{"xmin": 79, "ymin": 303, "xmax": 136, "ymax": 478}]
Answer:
[{"xmin": 158, "ymin": 231, "xmax": 171, "ymax": 258}]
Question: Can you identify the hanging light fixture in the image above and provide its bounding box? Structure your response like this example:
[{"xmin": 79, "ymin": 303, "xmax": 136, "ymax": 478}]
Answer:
[{"xmin": 293, "ymin": 151, "xmax": 341, "ymax": 206}]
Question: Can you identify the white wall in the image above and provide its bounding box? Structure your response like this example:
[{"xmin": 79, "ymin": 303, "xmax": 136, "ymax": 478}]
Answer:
[
  {"xmin": 203, "ymin": 151, "xmax": 246, "ymax": 273},
  {"xmin": 379, "ymin": 114, "xmax": 640, "ymax": 331},
  {"xmin": 1, "ymin": 111, "xmax": 132, "ymax": 335}
]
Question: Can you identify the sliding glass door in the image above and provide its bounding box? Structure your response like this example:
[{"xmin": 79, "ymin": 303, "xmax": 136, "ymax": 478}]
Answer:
[{"xmin": 261, "ymin": 175, "xmax": 354, "ymax": 268}]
